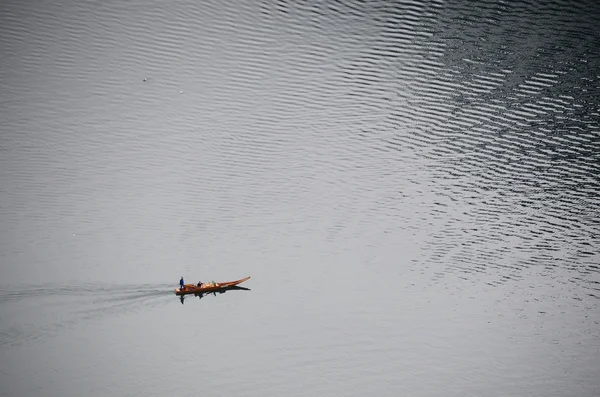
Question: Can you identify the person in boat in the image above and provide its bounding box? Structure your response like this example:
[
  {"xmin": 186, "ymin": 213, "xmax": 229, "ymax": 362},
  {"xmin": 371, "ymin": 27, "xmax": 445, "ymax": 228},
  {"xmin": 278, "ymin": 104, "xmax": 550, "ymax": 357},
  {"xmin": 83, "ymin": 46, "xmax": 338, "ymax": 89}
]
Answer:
[
  {"xmin": 197, "ymin": 281, "xmax": 203, "ymax": 287},
  {"xmin": 180, "ymin": 277, "xmax": 184, "ymax": 290}
]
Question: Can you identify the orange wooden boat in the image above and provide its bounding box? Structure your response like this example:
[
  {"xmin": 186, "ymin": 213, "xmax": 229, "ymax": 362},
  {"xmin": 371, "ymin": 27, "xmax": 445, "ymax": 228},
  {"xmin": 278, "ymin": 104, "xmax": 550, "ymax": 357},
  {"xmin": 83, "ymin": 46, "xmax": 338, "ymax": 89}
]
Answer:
[{"xmin": 174, "ymin": 276, "xmax": 251, "ymax": 296}]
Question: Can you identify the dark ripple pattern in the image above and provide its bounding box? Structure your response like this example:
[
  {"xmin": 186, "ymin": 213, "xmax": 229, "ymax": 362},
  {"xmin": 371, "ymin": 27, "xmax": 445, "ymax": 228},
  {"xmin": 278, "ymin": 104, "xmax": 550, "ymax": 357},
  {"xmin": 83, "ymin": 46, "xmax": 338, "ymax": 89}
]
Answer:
[{"xmin": 391, "ymin": 1, "xmax": 600, "ymax": 296}]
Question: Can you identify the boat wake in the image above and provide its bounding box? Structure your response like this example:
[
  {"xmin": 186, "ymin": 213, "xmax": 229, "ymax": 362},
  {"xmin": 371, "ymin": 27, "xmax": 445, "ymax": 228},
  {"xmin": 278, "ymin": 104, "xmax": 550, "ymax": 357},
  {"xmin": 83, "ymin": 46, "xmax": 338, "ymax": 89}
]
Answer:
[
  {"xmin": 0, "ymin": 282, "xmax": 173, "ymax": 302},
  {"xmin": 0, "ymin": 282, "xmax": 174, "ymax": 347}
]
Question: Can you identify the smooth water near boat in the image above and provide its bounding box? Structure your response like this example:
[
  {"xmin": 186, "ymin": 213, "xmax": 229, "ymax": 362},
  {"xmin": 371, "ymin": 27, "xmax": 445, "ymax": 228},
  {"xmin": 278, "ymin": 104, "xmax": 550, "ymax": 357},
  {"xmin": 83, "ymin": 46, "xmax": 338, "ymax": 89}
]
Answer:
[{"xmin": 1, "ymin": 0, "xmax": 599, "ymax": 396}]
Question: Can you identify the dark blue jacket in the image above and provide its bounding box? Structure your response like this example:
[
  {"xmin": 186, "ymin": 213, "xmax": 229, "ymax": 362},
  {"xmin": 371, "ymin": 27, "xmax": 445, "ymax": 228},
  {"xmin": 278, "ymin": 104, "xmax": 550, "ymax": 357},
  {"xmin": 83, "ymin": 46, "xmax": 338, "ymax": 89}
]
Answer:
[{"xmin": 180, "ymin": 278, "xmax": 184, "ymax": 287}]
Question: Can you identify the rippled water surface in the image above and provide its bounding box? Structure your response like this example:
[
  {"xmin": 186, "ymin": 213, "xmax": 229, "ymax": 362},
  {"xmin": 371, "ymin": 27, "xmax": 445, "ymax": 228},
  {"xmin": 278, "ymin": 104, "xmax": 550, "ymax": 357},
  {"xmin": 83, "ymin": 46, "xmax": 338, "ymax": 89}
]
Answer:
[{"xmin": 1, "ymin": 0, "xmax": 599, "ymax": 396}]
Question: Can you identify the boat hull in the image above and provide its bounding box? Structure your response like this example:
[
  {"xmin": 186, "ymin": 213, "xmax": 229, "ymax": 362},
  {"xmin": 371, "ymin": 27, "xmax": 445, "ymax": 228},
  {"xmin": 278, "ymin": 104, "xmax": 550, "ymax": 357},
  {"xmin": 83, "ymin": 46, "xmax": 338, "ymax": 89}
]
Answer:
[{"xmin": 174, "ymin": 276, "xmax": 250, "ymax": 296}]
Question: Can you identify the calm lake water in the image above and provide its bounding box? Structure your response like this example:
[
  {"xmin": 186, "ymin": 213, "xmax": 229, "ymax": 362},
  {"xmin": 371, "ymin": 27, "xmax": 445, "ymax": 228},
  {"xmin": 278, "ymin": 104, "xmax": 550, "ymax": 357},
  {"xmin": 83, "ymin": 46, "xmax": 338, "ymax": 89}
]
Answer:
[{"xmin": 1, "ymin": 0, "xmax": 599, "ymax": 396}]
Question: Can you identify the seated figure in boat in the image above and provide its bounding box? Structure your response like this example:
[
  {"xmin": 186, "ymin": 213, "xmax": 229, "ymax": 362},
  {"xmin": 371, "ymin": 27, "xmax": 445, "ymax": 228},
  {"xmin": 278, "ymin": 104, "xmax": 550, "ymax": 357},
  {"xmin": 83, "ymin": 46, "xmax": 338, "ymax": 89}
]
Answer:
[{"xmin": 197, "ymin": 281, "xmax": 203, "ymax": 287}]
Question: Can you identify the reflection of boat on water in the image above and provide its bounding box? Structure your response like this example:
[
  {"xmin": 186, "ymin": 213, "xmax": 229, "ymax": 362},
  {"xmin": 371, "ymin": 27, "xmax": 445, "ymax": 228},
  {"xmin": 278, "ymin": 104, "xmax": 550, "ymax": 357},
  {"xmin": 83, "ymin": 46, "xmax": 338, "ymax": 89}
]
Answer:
[
  {"xmin": 175, "ymin": 276, "xmax": 251, "ymax": 296},
  {"xmin": 179, "ymin": 285, "xmax": 250, "ymax": 304}
]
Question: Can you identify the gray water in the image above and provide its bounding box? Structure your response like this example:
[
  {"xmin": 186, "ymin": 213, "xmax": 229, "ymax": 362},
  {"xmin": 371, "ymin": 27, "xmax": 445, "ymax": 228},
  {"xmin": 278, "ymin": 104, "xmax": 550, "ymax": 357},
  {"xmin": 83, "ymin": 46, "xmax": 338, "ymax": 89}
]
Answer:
[{"xmin": 1, "ymin": 0, "xmax": 599, "ymax": 396}]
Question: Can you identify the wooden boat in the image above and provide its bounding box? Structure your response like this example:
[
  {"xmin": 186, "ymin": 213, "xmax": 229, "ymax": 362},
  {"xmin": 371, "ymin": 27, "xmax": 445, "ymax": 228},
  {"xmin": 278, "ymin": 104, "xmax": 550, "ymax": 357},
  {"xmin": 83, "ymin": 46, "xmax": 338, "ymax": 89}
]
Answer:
[{"xmin": 174, "ymin": 276, "xmax": 251, "ymax": 296}]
